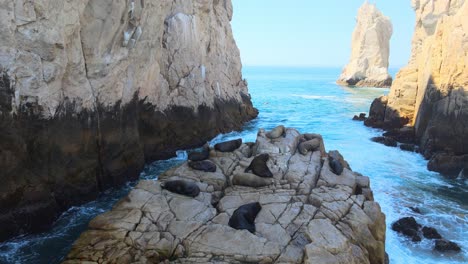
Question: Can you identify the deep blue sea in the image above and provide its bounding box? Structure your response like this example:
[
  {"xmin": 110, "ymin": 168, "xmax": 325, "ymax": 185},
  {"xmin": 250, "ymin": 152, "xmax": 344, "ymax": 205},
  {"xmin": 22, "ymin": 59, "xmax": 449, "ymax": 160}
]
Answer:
[{"xmin": 0, "ymin": 67, "xmax": 466, "ymax": 264}]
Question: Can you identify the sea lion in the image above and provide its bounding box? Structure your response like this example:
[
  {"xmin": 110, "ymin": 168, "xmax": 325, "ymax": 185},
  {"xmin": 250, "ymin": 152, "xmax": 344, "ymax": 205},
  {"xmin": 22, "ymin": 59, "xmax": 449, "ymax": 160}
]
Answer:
[
  {"xmin": 188, "ymin": 143, "xmax": 210, "ymax": 161},
  {"xmin": 244, "ymin": 153, "xmax": 273, "ymax": 178},
  {"xmin": 232, "ymin": 173, "xmax": 273, "ymax": 188},
  {"xmin": 297, "ymin": 138, "xmax": 321, "ymax": 155},
  {"xmin": 266, "ymin": 125, "xmax": 285, "ymax": 139},
  {"xmin": 161, "ymin": 180, "xmax": 200, "ymax": 197},
  {"xmin": 228, "ymin": 202, "xmax": 262, "ymax": 233},
  {"xmin": 328, "ymin": 150, "xmax": 350, "ymax": 175},
  {"xmin": 188, "ymin": 160, "xmax": 217, "ymax": 172},
  {"xmin": 302, "ymin": 133, "xmax": 326, "ymax": 155},
  {"xmin": 214, "ymin": 138, "xmax": 242, "ymax": 152}
]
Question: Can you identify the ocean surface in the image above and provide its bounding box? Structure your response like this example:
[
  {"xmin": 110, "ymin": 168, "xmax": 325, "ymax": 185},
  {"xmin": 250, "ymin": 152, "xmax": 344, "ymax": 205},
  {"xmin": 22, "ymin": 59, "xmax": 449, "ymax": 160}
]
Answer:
[{"xmin": 0, "ymin": 67, "xmax": 466, "ymax": 264}]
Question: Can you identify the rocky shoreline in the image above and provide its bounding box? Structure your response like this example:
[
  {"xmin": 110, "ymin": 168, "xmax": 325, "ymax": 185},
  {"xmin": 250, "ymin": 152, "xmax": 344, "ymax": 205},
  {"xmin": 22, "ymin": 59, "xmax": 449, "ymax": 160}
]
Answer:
[
  {"xmin": 358, "ymin": 0, "xmax": 468, "ymax": 179},
  {"xmin": 64, "ymin": 127, "xmax": 386, "ymax": 264}
]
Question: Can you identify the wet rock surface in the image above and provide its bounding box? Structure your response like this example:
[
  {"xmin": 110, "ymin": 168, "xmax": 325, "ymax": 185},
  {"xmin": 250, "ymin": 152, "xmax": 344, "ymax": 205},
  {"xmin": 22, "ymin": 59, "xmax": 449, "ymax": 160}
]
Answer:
[{"xmin": 64, "ymin": 128, "xmax": 386, "ymax": 264}]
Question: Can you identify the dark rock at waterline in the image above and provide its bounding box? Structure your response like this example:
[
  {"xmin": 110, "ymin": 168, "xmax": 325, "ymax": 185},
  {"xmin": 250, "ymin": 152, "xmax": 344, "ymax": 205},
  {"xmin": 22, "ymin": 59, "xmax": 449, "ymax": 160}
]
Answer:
[
  {"xmin": 391, "ymin": 217, "xmax": 422, "ymax": 242},
  {"xmin": 383, "ymin": 127, "xmax": 415, "ymax": 144},
  {"xmin": 364, "ymin": 96, "xmax": 387, "ymax": 128},
  {"xmin": 400, "ymin": 144, "xmax": 417, "ymax": 152},
  {"xmin": 353, "ymin": 113, "xmax": 367, "ymax": 121},
  {"xmin": 434, "ymin": 239, "xmax": 461, "ymax": 253},
  {"xmin": 0, "ymin": 90, "xmax": 258, "ymax": 242},
  {"xmin": 427, "ymin": 153, "xmax": 468, "ymax": 179},
  {"xmin": 371, "ymin": 136, "xmax": 398, "ymax": 147},
  {"xmin": 422, "ymin": 226, "xmax": 442, "ymax": 239}
]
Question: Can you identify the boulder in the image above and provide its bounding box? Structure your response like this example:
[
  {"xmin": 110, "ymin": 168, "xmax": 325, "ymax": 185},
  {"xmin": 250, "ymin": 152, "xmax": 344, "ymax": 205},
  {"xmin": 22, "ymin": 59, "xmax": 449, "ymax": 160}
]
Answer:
[
  {"xmin": 434, "ymin": 239, "xmax": 462, "ymax": 253},
  {"xmin": 371, "ymin": 137, "xmax": 398, "ymax": 147},
  {"xmin": 391, "ymin": 217, "xmax": 421, "ymax": 242}
]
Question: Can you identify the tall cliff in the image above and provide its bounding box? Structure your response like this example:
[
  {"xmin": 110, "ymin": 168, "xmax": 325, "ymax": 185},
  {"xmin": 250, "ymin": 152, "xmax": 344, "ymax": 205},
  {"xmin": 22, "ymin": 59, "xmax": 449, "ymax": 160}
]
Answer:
[
  {"xmin": 0, "ymin": 0, "xmax": 257, "ymax": 241},
  {"xmin": 337, "ymin": 2, "xmax": 393, "ymax": 88},
  {"xmin": 366, "ymin": 0, "xmax": 468, "ymax": 176}
]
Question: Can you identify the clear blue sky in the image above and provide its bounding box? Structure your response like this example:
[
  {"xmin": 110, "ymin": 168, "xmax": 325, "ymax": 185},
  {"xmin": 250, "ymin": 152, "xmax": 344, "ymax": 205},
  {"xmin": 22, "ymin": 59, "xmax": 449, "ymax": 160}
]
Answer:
[{"xmin": 231, "ymin": 0, "xmax": 415, "ymax": 68}]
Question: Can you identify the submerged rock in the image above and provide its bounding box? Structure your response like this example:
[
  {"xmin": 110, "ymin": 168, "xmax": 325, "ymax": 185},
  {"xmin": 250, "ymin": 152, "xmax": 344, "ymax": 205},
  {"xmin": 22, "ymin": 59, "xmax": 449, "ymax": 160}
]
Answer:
[
  {"xmin": 422, "ymin": 226, "xmax": 442, "ymax": 239},
  {"xmin": 371, "ymin": 137, "xmax": 398, "ymax": 147},
  {"xmin": 391, "ymin": 217, "xmax": 422, "ymax": 242},
  {"xmin": 434, "ymin": 239, "xmax": 462, "ymax": 253},
  {"xmin": 337, "ymin": 2, "xmax": 393, "ymax": 87},
  {"xmin": 64, "ymin": 127, "xmax": 386, "ymax": 264}
]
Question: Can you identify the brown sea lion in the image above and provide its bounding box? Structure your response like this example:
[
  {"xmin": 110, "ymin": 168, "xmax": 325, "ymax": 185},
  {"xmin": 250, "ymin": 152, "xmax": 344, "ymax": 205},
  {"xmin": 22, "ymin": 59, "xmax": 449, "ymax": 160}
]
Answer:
[
  {"xmin": 188, "ymin": 160, "xmax": 217, "ymax": 172},
  {"xmin": 161, "ymin": 180, "xmax": 200, "ymax": 197},
  {"xmin": 214, "ymin": 138, "xmax": 242, "ymax": 152},
  {"xmin": 232, "ymin": 173, "xmax": 273, "ymax": 188},
  {"xmin": 298, "ymin": 138, "xmax": 321, "ymax": 155},
  {"xmin": 188, "ymin": 143, "xmax": 210, "ymax": 161},
  {"xmin": 266, "ymin": 125, "xmax": 285, "ymax": 139},
  {"xmin": 303, "ymin": 133, "xmax": 326, "ymax": 155},
  {"xmin": 245, "ymin": 153, "xmax": 273, "ymax": 178},
  {"xmin": 228, "ymin": 202, "xmax": 262, "ymax": 233}
]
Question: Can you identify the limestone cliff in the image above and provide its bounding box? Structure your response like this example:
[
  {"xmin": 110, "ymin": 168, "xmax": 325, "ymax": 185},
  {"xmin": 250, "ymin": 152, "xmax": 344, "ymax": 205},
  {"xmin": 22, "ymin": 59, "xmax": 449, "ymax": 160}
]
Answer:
[
  {"xmin": 337, "ymin": 2, "xmax": 393, "ymax": 87},
  {"xmin": 0, "ymin": 0, "xmax": 257, "ymax": 241},
  {"xmin": 366, "ymin": 0, "xmax": 468, "ymax": 176}
]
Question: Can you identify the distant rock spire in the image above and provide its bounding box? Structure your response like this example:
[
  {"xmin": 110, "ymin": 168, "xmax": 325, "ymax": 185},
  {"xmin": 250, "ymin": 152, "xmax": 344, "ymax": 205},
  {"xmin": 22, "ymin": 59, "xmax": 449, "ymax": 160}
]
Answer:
[{"xmin": 337, "ymin": 2, "xmax": 393, "ymax": 87}]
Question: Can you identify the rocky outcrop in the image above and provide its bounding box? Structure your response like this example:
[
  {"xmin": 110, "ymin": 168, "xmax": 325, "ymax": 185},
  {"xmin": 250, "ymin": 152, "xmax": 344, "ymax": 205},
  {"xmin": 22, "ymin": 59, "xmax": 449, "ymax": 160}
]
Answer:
[
  {"xmin": 337, "ymin": 2, "xmax": 393, "ymax": 87},
  {"xmin": 64, "ymin": 128, "xmax": 386, "ymax": 264},
  {"xmin": 0, "ymin": 0, "xmax": 257, "ymax": 241},
  {"xmin": 366, "ymin": 0, "xmax": 468, "ymax": 177}
]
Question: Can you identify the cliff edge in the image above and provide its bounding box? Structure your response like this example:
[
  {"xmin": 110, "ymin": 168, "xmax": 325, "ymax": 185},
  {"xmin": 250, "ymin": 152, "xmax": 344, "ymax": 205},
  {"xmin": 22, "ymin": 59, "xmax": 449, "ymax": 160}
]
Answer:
[
  {"xmin": 64, "ymin": 128, "xmax": 386, "ymax": 264},
  {"xmin": 365, "ymin": 0, "xmax": 468, "ymax": 177},
  {"xmin": 0, "ymin": 0, "xmax": 257, "ymax": 241},
  {"xmin": 337, "ymin": 2, "xmax": 393, "ymax": 88}
]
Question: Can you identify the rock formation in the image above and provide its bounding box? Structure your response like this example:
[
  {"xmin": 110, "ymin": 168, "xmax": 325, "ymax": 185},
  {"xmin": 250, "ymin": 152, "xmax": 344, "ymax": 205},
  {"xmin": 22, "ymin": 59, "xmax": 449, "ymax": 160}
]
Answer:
[
  {"xmin": 366, "ymin": 0, "xmax": 468, "ymax": 177},
  {"xmin": 64, "ymin": 128, "xmax": 387, "ymax": 264},
  {"xmin": 0, "ymin": 0, "xmax": 257, "ymax": 241},
  {"xmin": 337, "ymin": 2, "xmax": 393, "ymax": 87}
]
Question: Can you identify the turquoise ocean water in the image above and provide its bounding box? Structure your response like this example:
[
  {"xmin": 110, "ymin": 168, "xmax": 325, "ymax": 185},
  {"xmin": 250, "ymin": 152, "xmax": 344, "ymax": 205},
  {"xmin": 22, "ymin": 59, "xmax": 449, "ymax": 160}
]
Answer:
[{"xmin": 0, "ymin": 67, "xmax": 466, "ymax": 263}]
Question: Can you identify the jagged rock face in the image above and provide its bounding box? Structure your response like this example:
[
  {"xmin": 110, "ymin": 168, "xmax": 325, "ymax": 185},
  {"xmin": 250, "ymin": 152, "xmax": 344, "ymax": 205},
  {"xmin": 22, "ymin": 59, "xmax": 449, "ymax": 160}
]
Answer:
[
  {"xmin": 337, "ymin": 2, "xmax": 393, "ymax": 88},
  {"xmin": 370, "ymin": 0, "xmax": 468, "ymax": 176},
  {"xmin": 0, "ymin": 0, "xmax": 257, "ymax": 241},
  {"xmin": 64, "ymin": 128, "xmax": 386, "ymax": 264}
]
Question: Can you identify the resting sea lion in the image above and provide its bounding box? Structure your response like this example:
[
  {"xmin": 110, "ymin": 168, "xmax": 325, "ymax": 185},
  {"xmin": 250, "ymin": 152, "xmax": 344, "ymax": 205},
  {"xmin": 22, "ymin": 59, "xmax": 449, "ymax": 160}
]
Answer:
[
  {"xmin": 188, "ymin": 160, "xmax": 217, "ymax": 172},
  {"xmin": 328, "ymin": 151, "xmax": 349, "ymax": 175},
  {"xmin": 228, "ymin": 202, "xmax": 262, "ymax": 233},
  {"xmin": 266, "ymin": 125, "xmax": 285, "ymax": 139},
  {"xmin": 214, "ymin": 139, "xmax": 242, "ymax": 152},
  {"xmin": 232, "ymin": 173, "xmax": 273, "ymax": 188},
  {"xmin": 244, "ymin": 153, "xmax": 273, "ymax": 178},
  {"xmin": 302, "ymin": 133, "xmax": 326, "ymax": 155},
  {"xmin": 161, "ymin": 180, "xmax": 200, "ymax": 197},
  {"xmin": 188, "ymin": 143, "xmax": 210, "ymax": 161},
  {"xmin": 298, "ymin": 138, "xmax": 321, "ymax": 155}
]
